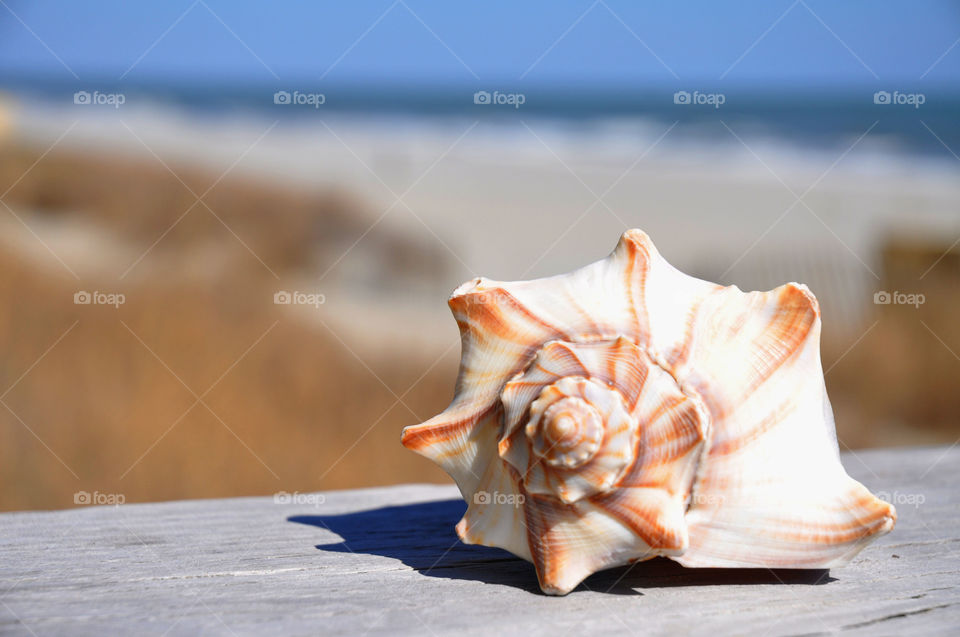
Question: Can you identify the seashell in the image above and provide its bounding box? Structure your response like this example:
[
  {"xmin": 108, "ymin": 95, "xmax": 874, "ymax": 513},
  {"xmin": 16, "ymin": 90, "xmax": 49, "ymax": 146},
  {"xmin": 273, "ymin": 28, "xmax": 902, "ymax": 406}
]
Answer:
[{"xmin": 401, "ymin": 229, "xmax": 895, "ymax": 595}]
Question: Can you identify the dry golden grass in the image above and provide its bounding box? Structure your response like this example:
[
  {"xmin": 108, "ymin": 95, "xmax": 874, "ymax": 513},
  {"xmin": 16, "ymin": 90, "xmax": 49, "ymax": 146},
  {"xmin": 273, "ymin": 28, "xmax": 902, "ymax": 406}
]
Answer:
[
  {"xmin": 0, "ymin": 141, "xmax": 453, "ymax": 511},
  {"xmin": 826, "ymin": 240, "xmax": 960, "ymax": 448},
  {"xmin": 0, "ymin": 251, "xmax": 454, "ymax": 511},
  {"xmin": 0, "ymin": 250, "xmax": 456, "ymax": 511}
]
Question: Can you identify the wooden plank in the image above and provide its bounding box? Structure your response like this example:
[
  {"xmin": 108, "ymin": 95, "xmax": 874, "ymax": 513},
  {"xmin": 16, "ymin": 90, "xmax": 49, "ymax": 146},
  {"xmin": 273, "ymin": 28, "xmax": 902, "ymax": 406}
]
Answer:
[{"xmin": 0, "ymin": 446, "xmax": 957, "ymax": 636}]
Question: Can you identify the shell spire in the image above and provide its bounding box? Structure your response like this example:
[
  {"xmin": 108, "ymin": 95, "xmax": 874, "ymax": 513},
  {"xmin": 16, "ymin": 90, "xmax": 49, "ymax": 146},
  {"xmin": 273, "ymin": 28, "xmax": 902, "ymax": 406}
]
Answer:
[{"xmin": 401, "ymin": 229, "xmax": 895, "ymax": 595}]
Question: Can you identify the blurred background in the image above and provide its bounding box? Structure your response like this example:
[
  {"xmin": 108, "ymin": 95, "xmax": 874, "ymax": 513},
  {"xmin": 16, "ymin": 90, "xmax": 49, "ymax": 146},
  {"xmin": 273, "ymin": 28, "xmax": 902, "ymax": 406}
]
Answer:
[{"xmin": 0, "ymin": 1, "xmax": 958, "ymax": 511}]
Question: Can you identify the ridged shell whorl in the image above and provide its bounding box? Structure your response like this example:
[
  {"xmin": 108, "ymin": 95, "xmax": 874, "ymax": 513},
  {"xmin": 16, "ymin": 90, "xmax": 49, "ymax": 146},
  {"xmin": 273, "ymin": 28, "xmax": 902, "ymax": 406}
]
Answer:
[{"xmin": 401, "ymin": 229, "xmax": 895, "ymax": 595}]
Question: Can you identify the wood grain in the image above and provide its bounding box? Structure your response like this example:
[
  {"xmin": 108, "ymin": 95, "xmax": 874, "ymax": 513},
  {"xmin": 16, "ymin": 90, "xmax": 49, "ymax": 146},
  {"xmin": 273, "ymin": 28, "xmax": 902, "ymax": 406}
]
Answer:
[{"xmin": 0, "ymin": 446, "xmax": 957, "ymax": 636}]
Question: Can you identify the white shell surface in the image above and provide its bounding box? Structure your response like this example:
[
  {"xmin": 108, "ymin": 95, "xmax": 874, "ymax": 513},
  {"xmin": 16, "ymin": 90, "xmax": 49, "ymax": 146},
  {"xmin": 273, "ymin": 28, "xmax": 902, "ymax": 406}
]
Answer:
[{"xmin": 402, "ymin": 229, "xmax": 895, "ymax": 595}]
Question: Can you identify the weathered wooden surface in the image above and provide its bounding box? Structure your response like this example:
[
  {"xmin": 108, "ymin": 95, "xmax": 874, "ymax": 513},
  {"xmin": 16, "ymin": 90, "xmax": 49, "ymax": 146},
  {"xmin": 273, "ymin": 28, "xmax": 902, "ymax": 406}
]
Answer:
[{"xmin": 0, "ymin": 446, "xmax": 957, "ymax": 636}]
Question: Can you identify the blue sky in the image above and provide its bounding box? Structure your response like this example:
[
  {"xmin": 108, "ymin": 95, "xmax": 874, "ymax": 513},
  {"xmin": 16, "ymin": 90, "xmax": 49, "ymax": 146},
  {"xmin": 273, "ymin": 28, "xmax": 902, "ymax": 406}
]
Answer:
[{"xmin": 0, "ymin": 1, "xmax": 958, "ymax": 89}]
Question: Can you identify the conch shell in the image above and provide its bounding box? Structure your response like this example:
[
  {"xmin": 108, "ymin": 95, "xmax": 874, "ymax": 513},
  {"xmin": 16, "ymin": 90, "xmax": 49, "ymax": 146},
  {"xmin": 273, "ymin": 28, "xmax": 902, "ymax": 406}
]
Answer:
[{"xmin": 401, "ymin": 230, "xmax": 895, "ymax": 595}]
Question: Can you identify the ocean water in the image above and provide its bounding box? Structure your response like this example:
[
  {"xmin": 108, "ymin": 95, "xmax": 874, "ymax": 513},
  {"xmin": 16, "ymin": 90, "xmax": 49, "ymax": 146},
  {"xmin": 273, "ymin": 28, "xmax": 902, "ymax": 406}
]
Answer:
[{"xmin": 3, "ymin": 76, "xmax": 959, "ymax": 162}]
